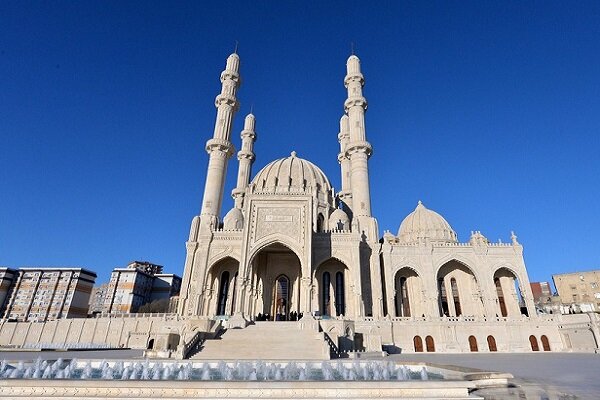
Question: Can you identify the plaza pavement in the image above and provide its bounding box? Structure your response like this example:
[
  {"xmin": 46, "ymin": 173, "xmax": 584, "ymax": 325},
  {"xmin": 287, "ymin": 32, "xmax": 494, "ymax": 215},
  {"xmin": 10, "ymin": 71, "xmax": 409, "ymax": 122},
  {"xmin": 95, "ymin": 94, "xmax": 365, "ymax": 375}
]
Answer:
[{"xmin": 389, "ymin": 352, "xmax": 600, "ymax": 399}]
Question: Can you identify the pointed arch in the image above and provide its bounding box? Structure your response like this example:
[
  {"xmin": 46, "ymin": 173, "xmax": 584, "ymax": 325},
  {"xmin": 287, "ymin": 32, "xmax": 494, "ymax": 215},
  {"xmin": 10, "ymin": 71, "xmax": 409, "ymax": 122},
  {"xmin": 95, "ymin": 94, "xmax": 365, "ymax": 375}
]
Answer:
[
  {"xmin": 248, "ymin": 239, "xmax": 304, "ymax": 266},
  {"xmin": 315, "ymin": 257, "xmax": 349, "ymax": 317},
  {"xmin": 436, "ymin": 259, "xmax": 482, "ymax": 317},
  {"xmin": 393, "ymin": 266, "xmax": 423, "ymax": 318},
  {"xmin": 494, "ymin": 267, "xmax": 527, "ymax": 317}
]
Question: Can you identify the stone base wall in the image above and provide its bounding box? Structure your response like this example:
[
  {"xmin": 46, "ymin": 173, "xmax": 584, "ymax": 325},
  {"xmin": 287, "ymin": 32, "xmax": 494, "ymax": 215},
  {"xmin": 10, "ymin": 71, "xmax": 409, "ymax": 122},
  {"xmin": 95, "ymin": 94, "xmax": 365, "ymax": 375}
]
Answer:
[
  {"xmin": 0, "ymin": 313, "xmax": 598, "ymax": 355},
  {"xmin": 0, "ymin": 314, "xmax": 185, "ymax": 350}
]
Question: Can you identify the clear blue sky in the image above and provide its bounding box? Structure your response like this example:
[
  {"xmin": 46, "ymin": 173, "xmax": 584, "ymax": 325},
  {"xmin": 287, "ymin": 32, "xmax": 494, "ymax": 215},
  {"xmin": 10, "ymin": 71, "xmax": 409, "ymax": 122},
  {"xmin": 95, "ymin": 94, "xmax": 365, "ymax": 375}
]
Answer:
[{"xmin": 1, "ymin": 1, "xmax": 599, "ymax": 287}]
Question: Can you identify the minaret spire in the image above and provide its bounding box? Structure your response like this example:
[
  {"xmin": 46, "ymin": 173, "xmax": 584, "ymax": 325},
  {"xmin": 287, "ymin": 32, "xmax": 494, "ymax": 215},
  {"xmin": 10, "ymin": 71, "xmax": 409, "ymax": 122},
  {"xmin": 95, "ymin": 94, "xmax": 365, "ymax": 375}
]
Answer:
[
  {"xmin": 232, "ymin": 113, "xmax": 257, "ymax": 208},
  {"xmin": 337, "ymin": 114, "xmax": 352, "ymax": 210},
  {"xmin": 343, "ymin": 54, "xmax": 373, "ymax": 217},
  {"xmin": 200, "ymin": 52, "xmax": 241, "ymax": 221}
]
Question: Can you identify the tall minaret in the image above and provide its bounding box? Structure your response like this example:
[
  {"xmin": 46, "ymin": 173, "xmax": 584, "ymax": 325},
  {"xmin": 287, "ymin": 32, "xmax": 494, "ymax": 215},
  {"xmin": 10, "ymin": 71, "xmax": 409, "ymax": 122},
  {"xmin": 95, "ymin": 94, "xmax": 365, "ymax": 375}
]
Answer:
[
  {"xmin": 337, "ymin": 115, "xmax": 352, "ymax": 210},
  {"xmin": 200, "ymin": 52, "xmax": 241, "ymax": 221},
  {"xmin": 344, "ymin": 54, "xmax": 373, "ymax": 217},
  {"xmin": 231, "ymin": 113, "xmax": 257, "ymax": 208}
]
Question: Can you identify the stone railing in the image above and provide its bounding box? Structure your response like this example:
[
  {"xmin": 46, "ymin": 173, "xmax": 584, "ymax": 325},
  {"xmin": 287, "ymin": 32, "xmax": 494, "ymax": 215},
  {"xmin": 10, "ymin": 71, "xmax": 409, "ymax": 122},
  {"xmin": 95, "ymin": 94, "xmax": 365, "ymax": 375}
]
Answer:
[
  {"xmin": 323, "ymin": 331, "xmax": 341, "ymax": 359},
  {"xmin": 94, "ymin": 312, "xmax": 181, "ymax": 320}
]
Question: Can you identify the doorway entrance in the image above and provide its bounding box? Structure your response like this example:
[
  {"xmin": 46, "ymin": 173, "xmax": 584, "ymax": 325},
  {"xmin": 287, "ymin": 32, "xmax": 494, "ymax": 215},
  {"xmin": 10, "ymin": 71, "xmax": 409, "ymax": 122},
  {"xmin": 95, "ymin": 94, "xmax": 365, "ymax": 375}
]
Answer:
[{"xmin": 273, "ymin": 275, "xmax": 290, "ymax": 320}]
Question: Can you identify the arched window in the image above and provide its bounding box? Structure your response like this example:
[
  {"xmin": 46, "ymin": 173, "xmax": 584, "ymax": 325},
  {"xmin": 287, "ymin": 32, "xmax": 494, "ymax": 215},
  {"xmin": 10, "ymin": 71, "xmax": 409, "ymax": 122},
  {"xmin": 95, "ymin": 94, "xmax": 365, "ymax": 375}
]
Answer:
[
  {"xmin": 438, "ymin": 278, "xmax": 449, "ymax": 316},
  {"xmin": 451, "ymin": 278, "xmax": 461, "ymax": 316},
  {"xmin": 425, "ymin": 336, "xmax": 435, "ymax": 352},
  {"xmin": 322, "ymin": 272, "xmax": 331, "ymax": 316},
  {"xmin": 468, "ymin": 335, "xmax": 478, "ymax": 352},
  {"xmin": 487, "ymin": 335, "xmax": 497, "ymax": 352},
  {"xmin": 217, "ymin": 271, "xmax": 230, "ymax": 315},
  {"xmin": 317, "ymin": 213, "xmax": 325, "ymax": 232},
  {"xmin": 413, "ymin": 336, "xmax": 423, "ymax": 352},
  {"xmin": 230, "ymin": 272, "xmax": 238, "ymax": 315},
  {"xmin": 541, "ymin": 335, "xmax": 551, "ymax": 351},
  {"xmin": 495, "ymin": 278, "xmax": 507, "ymax": 317},
  {"xmin": 399, "ymin": 277, "xmax": 411, "ymax": 317},
  {"xmin": 529, "ymin": 335, "xmax": 539, "ymax": 351},
  {"xmin": 147, "ymin": 338, "xmax": 154, "ymax": 350},
  {"xmin": 335, "ymin": 271, "xmax": 345, "ymax": 316}
]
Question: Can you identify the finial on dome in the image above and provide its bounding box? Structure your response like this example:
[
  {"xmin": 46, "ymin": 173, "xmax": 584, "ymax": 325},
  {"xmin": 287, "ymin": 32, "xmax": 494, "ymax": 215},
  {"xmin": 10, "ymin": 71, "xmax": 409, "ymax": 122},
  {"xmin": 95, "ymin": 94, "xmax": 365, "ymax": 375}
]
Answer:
[
  {"xmin": 291, "ymin": 151, "xmax": 297, "ymax": 158},
  {"xmin": 351, "ymin": 41, "xmax": 355, "ymax": 56},
  {"xmin": 416, "ymin": 200, "xmax": 424, "ymax": 209},
  {"xmin": 234, "ymin": 40, "xmax": 239, "ymax": 54}
]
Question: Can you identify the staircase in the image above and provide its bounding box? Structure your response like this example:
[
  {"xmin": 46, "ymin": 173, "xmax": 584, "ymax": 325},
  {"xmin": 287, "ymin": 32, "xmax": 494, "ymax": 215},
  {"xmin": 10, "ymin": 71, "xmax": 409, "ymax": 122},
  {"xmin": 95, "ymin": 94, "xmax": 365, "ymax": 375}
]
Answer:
[{"xmin": 191, "ymin": 321, "xmax": 329, "ymax": 360}]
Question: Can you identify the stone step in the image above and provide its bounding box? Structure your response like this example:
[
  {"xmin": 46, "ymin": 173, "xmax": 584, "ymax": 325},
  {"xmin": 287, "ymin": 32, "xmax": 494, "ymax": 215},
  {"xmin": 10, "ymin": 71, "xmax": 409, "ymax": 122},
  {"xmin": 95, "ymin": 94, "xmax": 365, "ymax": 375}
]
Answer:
[{"xmin": 191, "ymin": 322, "xmax": 329, "ymax": 360}]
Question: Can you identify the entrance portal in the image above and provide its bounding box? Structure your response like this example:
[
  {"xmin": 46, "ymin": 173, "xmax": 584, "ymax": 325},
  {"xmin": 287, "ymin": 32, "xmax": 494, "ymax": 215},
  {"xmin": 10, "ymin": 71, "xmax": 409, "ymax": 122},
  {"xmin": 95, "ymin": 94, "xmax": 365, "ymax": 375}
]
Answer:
[{"xmin": 251, "ymin": 243, "xmax": 302, "ymax": 321}]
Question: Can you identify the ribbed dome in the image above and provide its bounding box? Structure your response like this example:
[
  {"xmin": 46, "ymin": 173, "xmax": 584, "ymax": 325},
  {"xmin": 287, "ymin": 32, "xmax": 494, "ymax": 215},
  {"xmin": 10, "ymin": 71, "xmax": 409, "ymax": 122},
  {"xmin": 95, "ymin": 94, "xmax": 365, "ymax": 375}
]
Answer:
[
  {"xmin": 251, "ymin": 151, "xmax": 331, "ymax": 196},
  {"xmin": 397, "ymin": 201, "xmax": 457, "ymax": 244}
]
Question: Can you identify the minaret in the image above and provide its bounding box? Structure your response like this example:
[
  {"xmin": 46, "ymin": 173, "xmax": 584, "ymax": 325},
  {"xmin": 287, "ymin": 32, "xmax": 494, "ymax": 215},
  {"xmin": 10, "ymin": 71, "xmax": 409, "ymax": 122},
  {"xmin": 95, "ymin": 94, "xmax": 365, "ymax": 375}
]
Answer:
[
  {"xmin": 200, "ymin": 52, "xmax": 241, "ymax": 221},
  {"xmin": 231, "ymin": 113, "xmax": 257, "ymax": 208},
  {"xmin": 344, "ymin": 54, "xmax": 373, "ymax": 217},
  {"xmin": 337, "ymin": 115, "xmax": 352, "ymax": 210}
]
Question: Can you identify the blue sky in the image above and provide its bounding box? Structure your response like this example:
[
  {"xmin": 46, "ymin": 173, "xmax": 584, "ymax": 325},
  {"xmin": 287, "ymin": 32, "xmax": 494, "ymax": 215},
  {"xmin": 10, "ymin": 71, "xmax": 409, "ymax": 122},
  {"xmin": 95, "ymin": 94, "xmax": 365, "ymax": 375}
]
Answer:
[{"xmin": 1, "ymin": 1, "xmax": 599, "ymax": 286}]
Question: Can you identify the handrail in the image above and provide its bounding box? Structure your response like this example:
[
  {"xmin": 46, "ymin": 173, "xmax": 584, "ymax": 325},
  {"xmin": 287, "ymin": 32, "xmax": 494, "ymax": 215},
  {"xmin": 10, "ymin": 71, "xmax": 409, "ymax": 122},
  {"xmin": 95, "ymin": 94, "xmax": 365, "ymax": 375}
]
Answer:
[{"xmin": 323, "ymin": 332, "xmax": 341, "ymax": 359}]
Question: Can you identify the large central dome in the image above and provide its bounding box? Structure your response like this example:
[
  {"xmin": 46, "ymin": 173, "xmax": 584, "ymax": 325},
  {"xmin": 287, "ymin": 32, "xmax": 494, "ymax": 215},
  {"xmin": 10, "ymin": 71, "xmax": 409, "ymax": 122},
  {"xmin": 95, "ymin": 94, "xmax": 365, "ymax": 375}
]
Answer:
[{"xmin": 251, "ymin": 151, "xmax": 332, "ymax": 197}]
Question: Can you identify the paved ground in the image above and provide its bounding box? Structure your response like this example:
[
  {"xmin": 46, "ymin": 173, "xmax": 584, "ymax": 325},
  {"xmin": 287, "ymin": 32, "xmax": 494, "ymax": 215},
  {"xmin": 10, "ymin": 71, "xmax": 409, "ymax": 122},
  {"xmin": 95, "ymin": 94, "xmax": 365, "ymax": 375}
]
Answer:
[
  {"xmin": 0, "ymin": 350, "xmax": 597, "ymax": 399},
  {"xmin": 390, "ymin": 353, "xmax": 600, "ymax": 399},
  {"xmin": 0, "ymin": 349, "xmax": 145, "ymax": 361}
]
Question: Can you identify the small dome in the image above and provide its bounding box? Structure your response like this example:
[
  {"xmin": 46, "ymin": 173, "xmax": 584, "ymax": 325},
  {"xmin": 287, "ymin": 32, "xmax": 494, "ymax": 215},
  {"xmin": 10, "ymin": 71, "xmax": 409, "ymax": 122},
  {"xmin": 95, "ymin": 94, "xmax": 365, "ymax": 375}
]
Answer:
[
  {"xmin": 329, "ymin": 208, "xmax": 350, "ymax": 230},
  {"xmin": 223, "ymin": 207, "xmax": 244, "ymax": 230},
  {"xmin": 397, "ymin": 201, "xmax": 457, "ymax": 244},
  {"xmin": 251, "ymin": 151, "xmax": 332, "ymax": 198}
]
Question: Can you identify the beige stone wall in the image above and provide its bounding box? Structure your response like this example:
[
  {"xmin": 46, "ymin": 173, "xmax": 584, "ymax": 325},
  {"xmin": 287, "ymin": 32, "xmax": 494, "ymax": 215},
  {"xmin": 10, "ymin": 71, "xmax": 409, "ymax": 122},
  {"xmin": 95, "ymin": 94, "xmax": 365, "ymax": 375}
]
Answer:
[{"xmin": 0, "ymin": 315, "xmax": 185, "ymax": 350}]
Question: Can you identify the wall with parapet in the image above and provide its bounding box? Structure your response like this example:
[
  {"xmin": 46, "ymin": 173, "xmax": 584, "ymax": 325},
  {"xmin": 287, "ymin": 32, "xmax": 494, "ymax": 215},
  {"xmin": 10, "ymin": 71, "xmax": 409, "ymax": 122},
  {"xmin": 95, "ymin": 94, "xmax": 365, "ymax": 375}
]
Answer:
[{"xmin": 0, "ymin": 314, "xmax": 185, "ymax": 350}]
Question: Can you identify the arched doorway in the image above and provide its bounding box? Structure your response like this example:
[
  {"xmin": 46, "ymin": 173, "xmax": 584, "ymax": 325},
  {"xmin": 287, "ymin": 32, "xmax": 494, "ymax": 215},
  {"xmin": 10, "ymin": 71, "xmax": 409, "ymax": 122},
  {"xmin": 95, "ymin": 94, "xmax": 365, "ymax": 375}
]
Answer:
[
  {"xmin": 529, "ymin": 335, "xmax": 539, "ymax": 351},
  {"xmin": 437, "ymin": 260, "xmax": 482, "ymax": 317},
  {"xmin": 316, "ymin": 259, "xmax": 348, "ymax": 317},
  {"xmin": 206, "ymin": 257, "xmax": 240, "ymax": 317},
  {"xmin": 413, "ymin": 336, "xmax": 423, "ymax": 352},
  {"xmin": 494, "ymin": 268, "xmax": 527, "ymax": 317},
  {"xmin": 425, "ymin": 336, "xmax": 435, "ymax": 352},
  {"xmin": 147, "ymin": 339, "xmax": 154, "ymax": 350},
  {"xmin": 394, "ymin": 268, "xmax": 422, "ymax": 317},
  {"xmin": 217, "ymin": 271, "xmax": 230, "ymax": 315},
  {"xmin": 437, "ymin": 260, "xmax": 484, "ymax": 317},
  {"xmin": 487, "ymin": 335, "xmax": 497, "ymax": 352},
  {"xmin": 335, "ymin": 271, "xmax": 345, "ymax": 316},
  {"xmin": 251, "ymin": 243, "xmax": 302, "ymax": 321},
  {"xmin": 273, "ymin": 275, "xmax": 290, "ymax": 320},
  {"xmin": 468, "ymin": 336, "xmax": 478, "ymax": 352},
  {"xmin": 541, "ymin": 335, "xmax": 551, "ymax": 351}
]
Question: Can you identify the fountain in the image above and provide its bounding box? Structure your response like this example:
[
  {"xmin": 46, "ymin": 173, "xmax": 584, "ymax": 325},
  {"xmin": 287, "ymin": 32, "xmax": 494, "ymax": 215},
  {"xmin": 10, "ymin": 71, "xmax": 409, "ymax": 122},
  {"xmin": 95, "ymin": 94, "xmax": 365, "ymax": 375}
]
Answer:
[{"xmin": 0, "ymin": 358, "xmax": 506, "ymax": 398}]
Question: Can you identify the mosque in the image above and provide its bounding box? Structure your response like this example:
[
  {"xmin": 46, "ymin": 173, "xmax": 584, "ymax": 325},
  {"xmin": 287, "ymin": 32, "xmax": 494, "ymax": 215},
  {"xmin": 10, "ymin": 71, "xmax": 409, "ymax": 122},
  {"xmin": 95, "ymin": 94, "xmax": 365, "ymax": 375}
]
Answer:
[
  {"xmin": 174, "ymin": 51, "xmax": 581, "ymax": 355},
  {"xmin": 2, "ymin": 51, "xmax": 595, "ymax": 357}
]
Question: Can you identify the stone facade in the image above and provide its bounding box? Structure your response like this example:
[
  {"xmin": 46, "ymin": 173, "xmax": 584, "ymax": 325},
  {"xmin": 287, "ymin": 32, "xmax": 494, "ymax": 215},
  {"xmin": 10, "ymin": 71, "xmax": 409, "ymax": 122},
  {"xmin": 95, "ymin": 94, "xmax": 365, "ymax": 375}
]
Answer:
[{"xmin": 170, "ymin": 52, "xmax": 600, "ymax": 354}]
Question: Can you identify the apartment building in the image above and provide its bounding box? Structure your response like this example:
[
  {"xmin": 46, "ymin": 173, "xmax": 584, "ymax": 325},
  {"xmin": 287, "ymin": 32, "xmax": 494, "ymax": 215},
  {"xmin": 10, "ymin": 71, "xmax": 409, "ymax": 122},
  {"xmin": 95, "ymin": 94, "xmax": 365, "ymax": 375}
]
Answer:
[
  {"xmin": 101, "ymin": 261, "xmax": 181, "ymax": 314},
  {"xmin": 553, "ymin": 270, "xmax": 600, "ymax": 313},
  {"xmin": 1, "ymin": 267, "xmax": 96, "ymax": 322}
]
